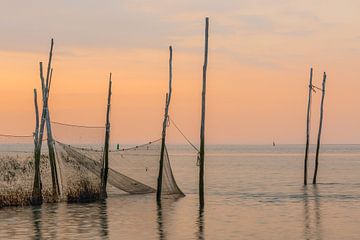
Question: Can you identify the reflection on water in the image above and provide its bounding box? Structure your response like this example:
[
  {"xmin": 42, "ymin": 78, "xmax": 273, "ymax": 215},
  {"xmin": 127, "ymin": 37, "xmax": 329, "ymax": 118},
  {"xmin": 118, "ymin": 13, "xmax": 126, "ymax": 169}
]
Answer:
[
  {"xmin": 303, "ymin": 186, "xmax": 323, "ymax": 240},
  {"xmin": 26, "ymin": 201, "xmax": 110, "ymax": 239},
  {"xmin": 196, "ymin": 207, "xmax": 205, "ymax": 240},
  {"xmin": 2, "ymin": 145, "xmax": 360, "ymax": 239},
  {"xmin": 99, "ymin": 200, "xmax": 109, "ymax": 239},
  {"xmin": 157, "ymin": 202, "xmax": 166, "ymax": 240},
  {"xmin": 32, "ymin": 206, "xmax": 42, "ymax": 240}
]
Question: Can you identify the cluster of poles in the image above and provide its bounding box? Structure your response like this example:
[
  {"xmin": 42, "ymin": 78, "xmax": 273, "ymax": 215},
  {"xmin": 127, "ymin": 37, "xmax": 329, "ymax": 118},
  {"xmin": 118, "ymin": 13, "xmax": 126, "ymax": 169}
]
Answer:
[
  {"xmin": 303, "ymin": 68, "xmax": 327, "ymax": 185},
  {"xmin": 8, "ymin": 16, "xmax": 327, "ymax": 209},
  {"xmin": 29, "ymin": 17, "xmax": 210, "ymax": 209}
]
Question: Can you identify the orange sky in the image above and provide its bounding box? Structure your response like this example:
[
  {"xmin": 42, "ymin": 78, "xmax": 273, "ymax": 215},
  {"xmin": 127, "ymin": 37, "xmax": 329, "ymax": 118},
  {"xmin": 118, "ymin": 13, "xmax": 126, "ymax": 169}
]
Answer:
[{"xmin": 0, "ymin": 1, "xmax": 360, "ymax": 144}]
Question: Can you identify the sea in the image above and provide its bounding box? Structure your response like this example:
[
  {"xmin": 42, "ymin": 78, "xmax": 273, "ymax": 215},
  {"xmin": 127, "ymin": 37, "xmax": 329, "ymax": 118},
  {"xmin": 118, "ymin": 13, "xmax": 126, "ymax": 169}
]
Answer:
[{"xmin": 1, "ymin": 144, "xmax": 360, "ymax": 239}]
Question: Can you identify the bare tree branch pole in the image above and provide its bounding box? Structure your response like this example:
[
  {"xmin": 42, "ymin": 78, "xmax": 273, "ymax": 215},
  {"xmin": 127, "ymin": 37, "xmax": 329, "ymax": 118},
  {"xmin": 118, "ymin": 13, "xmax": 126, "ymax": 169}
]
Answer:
[
  {"xmin": 32, "ymin": 88, "xmax": 40, "ymax": 203},
  {"xmin": 32, "ymin": 39, "xmax": 54, "ymax": 205},
  {"xmin": 313, "ymin": 72, "xmax": 327, "ymax": 184},
  {"xmin": 157, "ymin": 46, "xmax": 173, "ymax": 202},
  {"xmin": 100, "ymin": 73, "xmax": 112, "ymax": 199},
  {"xmin": 303, "ymin": 67, "xmax": 313, "ymax": 186},
  {"xmin": 199, "ymin": 17, "xmax": 209, "ymax": 208}
]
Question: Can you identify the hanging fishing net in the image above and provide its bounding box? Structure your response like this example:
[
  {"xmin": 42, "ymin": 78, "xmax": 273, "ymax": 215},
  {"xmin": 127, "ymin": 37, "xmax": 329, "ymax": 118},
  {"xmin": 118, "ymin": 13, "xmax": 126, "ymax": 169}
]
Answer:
[
  {"xmin": 51, "ymin": 122, "xmax": 184, "ymax": 199},
  {"xmin": 0, "ymin": 134, "xmax": 56, "ymax": 207}
]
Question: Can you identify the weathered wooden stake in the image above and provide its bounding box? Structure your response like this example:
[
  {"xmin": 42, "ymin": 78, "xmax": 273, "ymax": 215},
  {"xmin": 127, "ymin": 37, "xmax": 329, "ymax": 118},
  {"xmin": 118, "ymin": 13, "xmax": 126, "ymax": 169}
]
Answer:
[
  {"xmin": 157, "ymin": 94, "xmax": 169, "ymax": 202},
  {"xmin": 32, "ymin": 39, "xmax": 54, "ymax": 205},
  {"xmin": 40, "ymin": 66, "xmax": 61, "ymax": 199},
  {"xmin": 313, "ymin": 72, "xmax": 326, "ymax": 184},
  {"xmin": 100, "ymin": 73, "xmax": 112, "ymax": 199},
  {"xmin": 303, "ymin": 67, "xmax": 313, "ymax": 185},
  {"xmin": 33, "ymin": 89, "xmax": 39, "ymax": 147},
  {"xmin": 157, "ymin": 46, "xmax": 173, "ymax": 202},
  {"xmin": 199, "ymin": 17, "xmax": 209, "ymax": 208},
  {"xmin": 32, "ymin": 89, "xmax": 40, "ymax": 201}
]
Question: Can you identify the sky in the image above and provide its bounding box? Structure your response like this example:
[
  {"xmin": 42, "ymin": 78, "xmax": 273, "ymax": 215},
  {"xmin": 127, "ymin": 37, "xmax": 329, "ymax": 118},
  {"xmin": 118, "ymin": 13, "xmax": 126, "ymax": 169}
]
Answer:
[{"xmin": 0, "ymin": 0, "xmax": 360, "ymax": 144}]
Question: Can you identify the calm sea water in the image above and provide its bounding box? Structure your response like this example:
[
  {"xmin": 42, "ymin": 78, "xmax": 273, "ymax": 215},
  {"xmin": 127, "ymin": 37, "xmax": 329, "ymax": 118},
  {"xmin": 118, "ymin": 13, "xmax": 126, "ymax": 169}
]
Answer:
[{"xmin": 1, "ymin": 144, "xmax": 360, "ymax": 239}]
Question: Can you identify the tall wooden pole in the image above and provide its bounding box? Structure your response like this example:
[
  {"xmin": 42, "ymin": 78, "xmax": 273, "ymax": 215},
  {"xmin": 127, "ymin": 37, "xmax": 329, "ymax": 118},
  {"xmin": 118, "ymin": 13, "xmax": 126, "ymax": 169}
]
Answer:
[
  {"xmin": 33, "ymin": 89, "xmax": 39, "ymax": 148},
  {"xmin": 100, "ymin": 73, "xmax": 112, "ymax": 199},
  {"xmin": 157, "ymin": 46, "xmax": 173, "ymax": 203},
  {"xmin": 43, "ymin": 67, "xmax": 61, "ymax": 199},
  {"xmin": 313, "ymin": 72, "xmax": 326, "ymax": 184},
  {"xmin": 32, "ymin": 89, "xmax": 40, "ymax": 201},
  {"xmin": 199, "ymin": 17, "xmax": 209, "ymax": 208},
  {"xmin": 32, "ymin": 39, "xmax": 54, "ymax": 205},
  {"xmin": 303, "ymin": 67, "xmax": 313, "ymax": 186}
]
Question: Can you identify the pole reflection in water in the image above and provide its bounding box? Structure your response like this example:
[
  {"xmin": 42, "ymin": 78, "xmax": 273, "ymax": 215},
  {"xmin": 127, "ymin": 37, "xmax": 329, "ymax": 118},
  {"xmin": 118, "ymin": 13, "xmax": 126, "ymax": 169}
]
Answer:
[
  {"xmin": 314, "ymin": 186, "xmax": 323, "ymax": 240},
  {"xmin": 45, "ymin": 203, "xmax": 59, "ymax": 239},
  {"xmin": 157, "ymin": 202, "xmax": 166, "ymax": 240},
  {"xmin": 196, "ymin": 206, "xmax": 205, "ymax": 240},
  {"xmin": 303, "ymin": 186, "xmax": 323, "ymax": 240},
  {"xmin": 99, "ymin": 200, "xmax": 109, "ymax": 239},
  {"xmin": 31, "ymin": 205, "xmax": 42, "ymax": 240}
]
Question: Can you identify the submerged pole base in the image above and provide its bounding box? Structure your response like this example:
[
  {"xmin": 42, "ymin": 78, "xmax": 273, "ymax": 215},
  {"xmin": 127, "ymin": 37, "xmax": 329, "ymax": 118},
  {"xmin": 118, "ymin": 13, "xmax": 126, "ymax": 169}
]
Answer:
[{"xmin": 31, "ymin": 192, "xmax": 43, "ymax": 206}]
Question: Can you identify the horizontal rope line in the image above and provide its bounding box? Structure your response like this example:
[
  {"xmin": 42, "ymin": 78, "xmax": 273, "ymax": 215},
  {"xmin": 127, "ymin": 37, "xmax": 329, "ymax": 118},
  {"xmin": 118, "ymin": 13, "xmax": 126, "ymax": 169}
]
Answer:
[
  {"xmin": 55, "ymin": 138, "xmax": 162, "ymax": 152},
  {"xmin": 51, "ymin": 121, "xmax": 105, "ymax": 129},
  {"xmin": 0, "ymin": 134, "xmax": 33, "ymax": 138}
]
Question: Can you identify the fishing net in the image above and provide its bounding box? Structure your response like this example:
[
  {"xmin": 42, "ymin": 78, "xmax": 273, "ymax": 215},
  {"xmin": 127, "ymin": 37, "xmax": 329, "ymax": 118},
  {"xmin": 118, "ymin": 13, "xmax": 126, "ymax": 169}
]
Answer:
[
  {"xmin": 0, "ymin": 134, "xmax": 56, "ymax": 206},
  {"xmin": 51, "ymin": 122, "xmax": 184, "ymax": 199}
]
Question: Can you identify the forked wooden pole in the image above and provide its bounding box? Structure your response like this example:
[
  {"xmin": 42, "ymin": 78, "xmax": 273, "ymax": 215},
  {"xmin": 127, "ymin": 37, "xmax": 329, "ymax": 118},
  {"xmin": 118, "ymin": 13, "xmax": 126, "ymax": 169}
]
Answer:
[
  {"xmin": 100, "ymin": 73, "xmax": 112, "ymax": 199},
  {"xmin": 313, "ymin": 72, "xmax": 327, "ymax": 184},
  {"xmin": 303, "ymin": 67, "xmax": 313, "ymax": 186},
  {"xmin": 157, "ymin": 46, "xmax": 173, "ymax": 203},
  {"xmin": 199, "ymin": 17, "xmax": 209, "ymax": 208},
  {"xmin": 32, "ymin": 39, "xmax": 54, "ymax": 205}
]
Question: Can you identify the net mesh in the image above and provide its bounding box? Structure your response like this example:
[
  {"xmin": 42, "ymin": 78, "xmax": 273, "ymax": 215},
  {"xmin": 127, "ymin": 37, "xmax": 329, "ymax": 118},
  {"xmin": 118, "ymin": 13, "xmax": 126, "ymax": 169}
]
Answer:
[
  {"xmin": 54, "ymin": 139, "xmax": 184, "ymax": 196},
  {"xmin": 0, "ymin": 134, "xmax": 56, "ymax": 206},
  {"xmin": 51, "ymin": 123, "xmax": 184, "ymax": 198},
  {"xmin": 0, "ymin": 119, "xmax": 185, "ymax": 206}
]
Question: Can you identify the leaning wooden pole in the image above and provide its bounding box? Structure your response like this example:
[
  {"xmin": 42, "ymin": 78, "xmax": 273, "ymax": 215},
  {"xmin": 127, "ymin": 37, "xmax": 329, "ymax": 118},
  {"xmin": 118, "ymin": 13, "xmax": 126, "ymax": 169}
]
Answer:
[
  {"xmin": 33, "ymin": 89, "xmax": 40, "ymax": 147},
  {"xmin": 32, "ymin": 89, "xmax": 40, "ymax": 199},
  {"xmin": 42, "ymin": 67, "xmax": 61, "ymax": 199},
  {"xmin": 157, "ymin": 46, "xmax": 173, "ymax": 203},
  {"xmin": 100, "ymin": 73, "xmax": 112, "ymax": 199},
  {"xmin": 313, "ymin": 72, "xmax": 327, "ymax": 184},
  {"xmin": 32, "ymin": 39, "xmax": 54, "ymax": 204},
  {"xmin": 39, "ymin": 39, "xmax": 60, "ymax": 199},
  {"xmin": 199, "ymin": 17, "xmax": 209, "ymax": 208},
  {"xmin": 303, "ymin": 67, "xmax": 313, "ymax": 185}
]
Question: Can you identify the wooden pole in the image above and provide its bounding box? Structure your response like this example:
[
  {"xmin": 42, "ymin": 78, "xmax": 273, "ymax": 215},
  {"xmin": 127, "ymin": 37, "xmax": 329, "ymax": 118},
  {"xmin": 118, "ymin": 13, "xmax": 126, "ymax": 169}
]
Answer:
[
  {"xmin": 156, "ymin": 46, "xmax": 173, "ymax": 202},
  {"xmin": 33, "ymin": 89, "xmax": 39, "ymax": 147},
  {"xmin": 40, "ymin": 41, "xmax": 60, "ymax": 199},
  {"xmin": 313, "ymin": 72, "xmax": 326, "ymax": 184},
  {"xmin": 45, "ymin": 69, "xmax": 61, "ymax": 199},
  {"xmin": 303, "ymin": 67, "xmax": 313, "ymax": 186},
  {"xmin": 100, "ymin": 73, "xmax": 112, "ymax": 199},
  {"xmin": 32, "ymin": 39, "xmax": 54, "ymax": 205},
  {"xmin": 32, "ymin": 89, "xmax": 40, "ymax": 202},
  {"xmin": 199, "ymin": 17, "xmax": 209, "ymax": 208},
  {"xmin": 157, "ymin": 93, "xmax": 169, "ymax": 202}
]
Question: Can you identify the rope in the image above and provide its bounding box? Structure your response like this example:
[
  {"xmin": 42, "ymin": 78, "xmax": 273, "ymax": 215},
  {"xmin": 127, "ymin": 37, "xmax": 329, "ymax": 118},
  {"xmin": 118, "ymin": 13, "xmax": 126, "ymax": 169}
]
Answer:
[
  {"xmin": 54, "ymin": 138, "xmax": 162, "ymax": 153},
  {"xmin": 114, "ymin": 138, "xmax": 162, "ymax": 152},
  {"xmin": 168, "ymin": 116, "xmax": 200, "ymax": 153},
  {"xmin": 0, "ymin": 134, "xmax": 33, "ymax": 138},
  {"xmin": 51, "ymin": 121, "xmax": 105, "ymax": 129},
  {"xmin": 311, "ymin": 85, "xmax": 322, "ymax": 92}
]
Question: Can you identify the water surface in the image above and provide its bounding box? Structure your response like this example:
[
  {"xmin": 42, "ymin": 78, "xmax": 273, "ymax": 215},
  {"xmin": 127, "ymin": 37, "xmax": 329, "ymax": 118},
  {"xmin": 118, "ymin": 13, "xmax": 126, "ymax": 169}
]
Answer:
[{"xmin": 1, "ymin": 144, "xmax": 360, "ymax": 239}]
